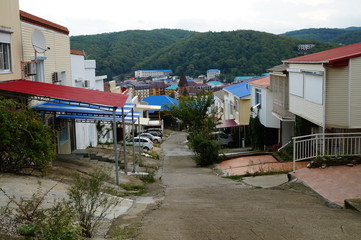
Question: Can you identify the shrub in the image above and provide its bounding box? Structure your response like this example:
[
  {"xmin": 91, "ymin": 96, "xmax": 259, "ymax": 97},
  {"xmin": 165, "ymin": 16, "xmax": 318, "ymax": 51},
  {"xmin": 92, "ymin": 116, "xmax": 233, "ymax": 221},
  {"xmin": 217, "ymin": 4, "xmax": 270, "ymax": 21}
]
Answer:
[
  {"xmin": 68, "ymin": 170, "xmax": 122, "ymax": 238},
  {"xmin": 0, "ymin": 98, "xmax": 56, "ymax": 173}
]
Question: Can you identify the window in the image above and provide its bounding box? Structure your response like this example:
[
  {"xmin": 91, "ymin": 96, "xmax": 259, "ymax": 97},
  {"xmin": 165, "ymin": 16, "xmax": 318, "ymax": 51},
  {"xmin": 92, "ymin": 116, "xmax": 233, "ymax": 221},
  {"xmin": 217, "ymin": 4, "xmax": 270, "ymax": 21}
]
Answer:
[
  {"xmin": 0, "ymin": 42, "xmax": 11, "ymax": 73},
  {"xmin": 255, "ymin": 88, "xmax": 262, "ymax": 106}
]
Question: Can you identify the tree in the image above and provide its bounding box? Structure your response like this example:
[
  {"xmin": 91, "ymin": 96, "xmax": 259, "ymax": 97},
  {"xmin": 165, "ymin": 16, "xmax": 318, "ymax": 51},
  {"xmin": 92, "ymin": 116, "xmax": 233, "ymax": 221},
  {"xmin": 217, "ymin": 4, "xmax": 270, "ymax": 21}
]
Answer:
[
  {"xmin": 0, "ymin": 98, "xmax": 56, "ymax": 173},
  {"xmin": 166, "ymin": 93, "xmax": 221, "ymax": 166}
]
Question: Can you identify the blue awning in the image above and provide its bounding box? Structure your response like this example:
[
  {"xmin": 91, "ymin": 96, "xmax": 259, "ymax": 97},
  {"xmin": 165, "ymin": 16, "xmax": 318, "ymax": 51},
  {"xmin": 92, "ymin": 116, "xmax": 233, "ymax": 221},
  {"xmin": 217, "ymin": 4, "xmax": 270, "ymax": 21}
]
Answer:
[
  {"xmin": 32, "ymin": 101, "xmax": 135, "ymax": 117},
  {"xmin": 56, "ymin": 111, "xmax": 142, "ymax": 123}
]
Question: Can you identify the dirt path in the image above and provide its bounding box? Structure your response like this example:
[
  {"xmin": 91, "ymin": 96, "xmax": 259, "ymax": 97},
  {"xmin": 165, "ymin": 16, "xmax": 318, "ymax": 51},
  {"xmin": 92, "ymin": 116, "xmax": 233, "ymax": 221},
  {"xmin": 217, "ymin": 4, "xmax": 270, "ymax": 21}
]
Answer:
[{"xmin": 135, "ymin": 132, "xmax": 361, "ymax": 240}]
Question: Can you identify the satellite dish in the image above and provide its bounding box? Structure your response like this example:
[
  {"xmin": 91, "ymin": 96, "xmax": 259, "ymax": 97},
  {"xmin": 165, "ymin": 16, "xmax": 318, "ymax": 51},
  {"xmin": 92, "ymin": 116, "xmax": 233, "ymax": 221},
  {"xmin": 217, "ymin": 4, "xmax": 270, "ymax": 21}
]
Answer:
[{"xmin": 31, "ymin": 30, "xmax": 47, "ymax": 53}]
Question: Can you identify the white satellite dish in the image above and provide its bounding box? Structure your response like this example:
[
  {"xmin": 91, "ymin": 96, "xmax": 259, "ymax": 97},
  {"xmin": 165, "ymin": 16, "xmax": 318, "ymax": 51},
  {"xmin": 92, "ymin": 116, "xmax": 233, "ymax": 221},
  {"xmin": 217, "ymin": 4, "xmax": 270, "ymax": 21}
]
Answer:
[{"xmin": 31, "ymin": 30, "xmax": 47, "ymax": 53}]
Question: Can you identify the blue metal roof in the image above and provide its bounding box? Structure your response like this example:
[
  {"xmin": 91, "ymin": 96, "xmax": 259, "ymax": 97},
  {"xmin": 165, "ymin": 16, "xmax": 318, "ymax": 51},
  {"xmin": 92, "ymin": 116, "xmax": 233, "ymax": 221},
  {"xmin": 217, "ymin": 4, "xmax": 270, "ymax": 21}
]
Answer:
[
  {"xmin": 136, "ymin": 70, "xmax": 172, "ymax": 72},
  {"xmin": 142, "ymin": 95, "xmax": 178, "ymax": 111},
  {"xmin": 166, "ymin": 84, "xmax": 178, "ymax": 90},
  {"xmin": 56, "ymin": 111, "xmax": 141, "ymax": 123},
  {"xmin": 208, "ymin": 81, "xmax": 223, "ymax": 86},
  {"xmin": 234, "ymin": 76, "xmax": 255, "ymax": 81},
  {"xmin": 207, "ymin": 69, "xmax": 220, "ymax": 72},
  {"xmin": 223, "ymin": 81, "xmax": 251, "ymax": 98}
]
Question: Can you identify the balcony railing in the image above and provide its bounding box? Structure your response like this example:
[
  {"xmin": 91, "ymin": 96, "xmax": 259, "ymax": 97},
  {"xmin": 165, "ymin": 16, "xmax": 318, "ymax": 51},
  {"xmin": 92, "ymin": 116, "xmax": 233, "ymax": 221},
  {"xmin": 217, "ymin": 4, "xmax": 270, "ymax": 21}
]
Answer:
[{"xmin": 292, "ymin": 132, "xmax": 361, "ymax": 170}]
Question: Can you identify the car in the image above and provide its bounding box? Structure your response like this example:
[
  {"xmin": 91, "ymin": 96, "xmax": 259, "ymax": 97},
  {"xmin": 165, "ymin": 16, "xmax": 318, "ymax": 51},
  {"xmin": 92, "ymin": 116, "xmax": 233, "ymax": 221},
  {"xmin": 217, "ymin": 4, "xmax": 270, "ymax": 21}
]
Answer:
[
  {"xmin": 125, "ymin": 137, "xmax": 153, "ymax": 150},
  {"xmin": 138, "ymin": 133, "xmax": 162, "ymax": 143},
  {"xmin": 211, "ymin": 131, "xmax": 234, "ymax": 147},
  {"xmin": 144, "ymin": 129, "xmax": 163, "ymax": 138}
]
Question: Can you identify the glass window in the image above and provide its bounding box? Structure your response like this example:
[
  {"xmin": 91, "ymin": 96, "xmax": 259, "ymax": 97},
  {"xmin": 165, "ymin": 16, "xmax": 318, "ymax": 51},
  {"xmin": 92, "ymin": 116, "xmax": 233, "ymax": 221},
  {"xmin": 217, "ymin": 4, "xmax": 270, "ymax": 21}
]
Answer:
[
  {"xmin": 255, "ymin": 88, "xmax": 262, "ymax": 106},
  {"xmin": 0, "ymin": 43, "xmax": 11, "ymax": 73}
]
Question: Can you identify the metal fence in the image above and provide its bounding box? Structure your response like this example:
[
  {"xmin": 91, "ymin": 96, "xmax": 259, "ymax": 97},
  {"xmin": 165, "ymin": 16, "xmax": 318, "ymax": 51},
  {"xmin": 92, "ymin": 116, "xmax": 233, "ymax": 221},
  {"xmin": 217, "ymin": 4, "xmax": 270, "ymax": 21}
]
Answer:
[{"xmin": 292, "ymin": 132, "xmax": 361, "ymax": 171}]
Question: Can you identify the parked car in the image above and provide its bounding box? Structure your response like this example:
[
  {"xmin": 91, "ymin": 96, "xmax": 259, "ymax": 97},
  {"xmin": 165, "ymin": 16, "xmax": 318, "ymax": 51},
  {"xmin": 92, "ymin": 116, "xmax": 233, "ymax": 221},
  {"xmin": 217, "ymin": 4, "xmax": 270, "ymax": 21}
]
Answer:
[
  {"xmin": 138, "ymin": 133, "xmax": 162, "ymax": 143},
  {"xmin": 211, "ymin": 131, "xmax": 234, "ymax": 147},
  {"xmin": 125, "ymin": 137, "xmax": 153, "ymax": 150},
  {"xmin": 144, "ymin": 128, "xmax": 163, "ymax": 138}
]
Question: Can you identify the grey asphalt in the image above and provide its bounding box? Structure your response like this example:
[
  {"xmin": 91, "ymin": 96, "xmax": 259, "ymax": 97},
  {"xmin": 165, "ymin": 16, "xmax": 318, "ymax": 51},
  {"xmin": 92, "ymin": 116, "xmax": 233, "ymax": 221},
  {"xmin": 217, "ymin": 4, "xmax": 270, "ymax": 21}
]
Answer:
[{"xmin": 135, "ymin": 132, "xmax": 361, "ymax": 240}]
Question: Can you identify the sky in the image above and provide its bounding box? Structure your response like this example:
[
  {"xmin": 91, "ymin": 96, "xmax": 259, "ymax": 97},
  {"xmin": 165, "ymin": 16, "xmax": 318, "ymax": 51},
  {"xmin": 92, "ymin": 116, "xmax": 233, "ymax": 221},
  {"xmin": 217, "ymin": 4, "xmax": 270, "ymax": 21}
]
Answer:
[{"xmin": 19, "ymin": 0, "xmax": 361, "ymax": 36}]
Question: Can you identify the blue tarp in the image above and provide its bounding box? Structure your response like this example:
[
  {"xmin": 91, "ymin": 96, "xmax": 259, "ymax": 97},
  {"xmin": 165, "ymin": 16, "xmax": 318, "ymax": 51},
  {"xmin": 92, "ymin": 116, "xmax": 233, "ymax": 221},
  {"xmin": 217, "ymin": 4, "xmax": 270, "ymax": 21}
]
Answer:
[{"xmin": 142, "ymin": 95, "xmax": 178, "ymax": 111}]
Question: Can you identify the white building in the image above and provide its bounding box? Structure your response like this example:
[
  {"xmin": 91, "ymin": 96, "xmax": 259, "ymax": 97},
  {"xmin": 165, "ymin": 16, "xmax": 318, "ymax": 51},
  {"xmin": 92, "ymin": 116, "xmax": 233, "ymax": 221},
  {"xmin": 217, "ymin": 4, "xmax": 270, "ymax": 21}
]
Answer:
[
  {"xmin": 135, "ymin": 70, "xmax": 172, "ymax": 79},
  {"xmin": 70, "ymin": 50, "xmax": 109, "ymax": 149},
  {"xmin": 207, "ymin": 69, "xmax": 221, "ymax": 79},
  {"xmin": 71, "ymin": 50, "xmax": 107, "ymax": 90}
]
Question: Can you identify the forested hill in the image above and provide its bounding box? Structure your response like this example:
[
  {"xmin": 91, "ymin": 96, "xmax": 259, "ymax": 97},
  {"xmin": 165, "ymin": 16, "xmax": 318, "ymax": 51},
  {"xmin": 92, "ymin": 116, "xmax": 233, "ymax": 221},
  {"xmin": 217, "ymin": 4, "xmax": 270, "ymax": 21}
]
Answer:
[
  {"xmin": 134, "ymin": 30, "xmax": 336, "ymax": 77},
  {"xmin": 282, "ymin": 27, "xmax": 361, "ymax": 45},
  {"xmin": 70, "ymin": 29, "xmax": 195, "ymax": 78},
  {"xmin": 71, "ymin": 29, "xmax": 337, "ymax": 79}
]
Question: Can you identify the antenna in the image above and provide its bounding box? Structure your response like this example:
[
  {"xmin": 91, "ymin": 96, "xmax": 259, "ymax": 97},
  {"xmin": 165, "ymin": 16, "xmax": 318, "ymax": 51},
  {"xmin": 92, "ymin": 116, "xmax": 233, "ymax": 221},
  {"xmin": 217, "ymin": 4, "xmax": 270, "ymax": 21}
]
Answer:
[{"xmin": 31, "ymin": 30, "xmax": 47, "ymax": 53}]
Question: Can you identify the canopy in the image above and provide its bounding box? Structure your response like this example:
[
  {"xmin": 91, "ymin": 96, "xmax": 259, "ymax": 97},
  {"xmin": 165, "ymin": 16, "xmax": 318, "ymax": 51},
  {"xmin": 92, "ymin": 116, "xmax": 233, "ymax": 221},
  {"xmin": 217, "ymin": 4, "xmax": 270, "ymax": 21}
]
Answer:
[
  {"xmin": 216, "ymin": 119, "xmax": 241, "ymax": 129},
  {"xmin": 0, "ymin": 80, "xmax": 128, "ymax": 109}
]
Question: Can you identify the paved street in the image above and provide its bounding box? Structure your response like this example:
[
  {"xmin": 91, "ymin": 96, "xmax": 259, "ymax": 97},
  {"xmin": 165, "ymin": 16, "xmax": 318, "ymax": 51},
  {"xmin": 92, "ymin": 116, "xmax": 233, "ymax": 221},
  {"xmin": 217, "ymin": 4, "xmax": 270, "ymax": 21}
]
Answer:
[{"xmin": 136, "ymin": 132, "xmax": 361, "ymax": 240}]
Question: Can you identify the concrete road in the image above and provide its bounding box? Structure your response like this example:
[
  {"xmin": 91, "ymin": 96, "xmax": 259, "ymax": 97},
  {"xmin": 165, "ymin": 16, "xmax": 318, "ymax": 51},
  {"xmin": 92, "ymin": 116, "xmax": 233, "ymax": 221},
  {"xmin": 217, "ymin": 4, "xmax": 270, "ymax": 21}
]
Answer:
[{"xmin": 136, "ymin": 132, "xmax": 361, "ymax": 240}]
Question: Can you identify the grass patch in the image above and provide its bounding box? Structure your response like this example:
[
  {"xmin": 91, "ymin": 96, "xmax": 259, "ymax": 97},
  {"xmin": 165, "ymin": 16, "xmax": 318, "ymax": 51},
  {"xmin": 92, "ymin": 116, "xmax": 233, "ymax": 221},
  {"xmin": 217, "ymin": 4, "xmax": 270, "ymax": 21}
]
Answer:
[
  {"xmin": 223, "ymin": 175, "xmax": 244, "ymax": 181},
  {"xmin": 112, "ymin": 224, "xmax": 139, "ymax": 240},
  {"xmin": 224, "ymin": 169, "xmax": 290, "ymax": 182}
]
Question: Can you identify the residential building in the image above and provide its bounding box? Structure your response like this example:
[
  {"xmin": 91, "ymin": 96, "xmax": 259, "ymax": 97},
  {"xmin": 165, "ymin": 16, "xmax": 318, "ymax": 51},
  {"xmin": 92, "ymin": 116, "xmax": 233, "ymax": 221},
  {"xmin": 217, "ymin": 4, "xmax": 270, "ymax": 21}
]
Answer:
[
  {"xmin": 0, "ymin": 0, "xmax": 22, "ymax": 83},
  {"xmin": 283, "ymin": 42, "xmax": 361, "ymax": 132},
  {"xmin": 268, "ymin": 64, "xmax": 295, "ymax": 145},
  {"xmin": 70, "ymin": 50, "xmax": 109, "ymax": 149},
  {"xmin": 283, "ymin": 42, "xmax": 361, "ymax": 163},
  {"xmin": 135, "ymin": 70, "xmax": 172, "ymax": 79},
  {"xmin": 165, "ymin": 84, "xmax": 178, "ymax": 96},
  {"xmin": 222, "ymin": 81, "xmax": 252, "ymax": 125},
  {"xmin": 71, "ymin": 50, "xmax": 107, "ymax": 90},
  {"xmin": 133, "ymin": 83, "xmax": 150, "ymax": 101},
  {"xmin": 207, "ymin": 69, "xmax": 221, "ymax": 79},
  {"xmin": 149, "ymin": 81, "xmax": 168, "ymax": 96},
  {"xmin": 20, "ymin": 10, "xmax": 71, "ymax": 86},
  {"xmin": 248, "ymin": 76, "xmax": 280, "ymax": 146}
]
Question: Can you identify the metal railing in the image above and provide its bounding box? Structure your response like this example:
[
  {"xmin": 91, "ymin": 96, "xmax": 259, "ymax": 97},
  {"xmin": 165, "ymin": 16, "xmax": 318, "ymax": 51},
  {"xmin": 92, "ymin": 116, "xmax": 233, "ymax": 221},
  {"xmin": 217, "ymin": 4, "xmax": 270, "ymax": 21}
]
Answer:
[{"xmin": 292, "ymin": 132, "xmax": 361, "ymax": 171}]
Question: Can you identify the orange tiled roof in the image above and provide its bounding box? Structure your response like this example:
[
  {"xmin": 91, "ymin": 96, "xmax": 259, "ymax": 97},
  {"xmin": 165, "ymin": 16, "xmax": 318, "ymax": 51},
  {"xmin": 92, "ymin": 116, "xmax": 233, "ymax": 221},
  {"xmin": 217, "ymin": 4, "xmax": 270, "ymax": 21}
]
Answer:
[
  {"xmin": 248, "ymin": 76, "xmax": 270, "ymax": 87},
  {"xmin": 20, "ymin": 10, "xmax": 69, "ymax": 35},
  {"xmin": 70, "ymin": 50, "xmax": 84, "ymax": 56}
]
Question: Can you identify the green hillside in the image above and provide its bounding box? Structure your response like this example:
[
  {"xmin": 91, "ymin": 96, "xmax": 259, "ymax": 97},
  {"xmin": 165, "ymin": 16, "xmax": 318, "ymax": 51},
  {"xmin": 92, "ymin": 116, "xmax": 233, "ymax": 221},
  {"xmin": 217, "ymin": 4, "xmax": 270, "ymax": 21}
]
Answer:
[
  {"xmin": 134, "ymin": 30, "xmax": 337, "ymax": 78},
  {"xmin": 70, "ymin": 29, "xmax": 195, "ymax": 78},
  {"xmin": 282, "ymin": 27, "xmax": 361, "ymax": 45}
]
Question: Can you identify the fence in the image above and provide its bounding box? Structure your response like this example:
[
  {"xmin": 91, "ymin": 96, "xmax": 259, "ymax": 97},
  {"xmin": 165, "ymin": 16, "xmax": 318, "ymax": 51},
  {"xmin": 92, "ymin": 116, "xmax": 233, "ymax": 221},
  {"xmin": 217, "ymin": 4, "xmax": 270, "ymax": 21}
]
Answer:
[{"xmin": 292, "ymin": 132, "xmax": 361, "ymax": 171}]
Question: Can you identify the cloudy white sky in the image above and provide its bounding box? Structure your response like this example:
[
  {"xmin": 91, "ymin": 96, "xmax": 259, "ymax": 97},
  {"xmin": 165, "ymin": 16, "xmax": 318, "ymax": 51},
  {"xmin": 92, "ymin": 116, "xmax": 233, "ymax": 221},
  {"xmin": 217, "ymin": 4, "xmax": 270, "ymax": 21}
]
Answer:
[{"xmin": 19, "ymin": 0, "xmax": 361, "ymax": 36}]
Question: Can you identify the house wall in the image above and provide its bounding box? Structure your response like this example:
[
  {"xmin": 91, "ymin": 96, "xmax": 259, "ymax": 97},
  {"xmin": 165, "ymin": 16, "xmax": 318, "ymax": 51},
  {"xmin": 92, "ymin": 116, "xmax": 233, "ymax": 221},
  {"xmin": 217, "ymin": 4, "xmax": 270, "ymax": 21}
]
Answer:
[
  {"xmin": 21, "ymin": 22, "xmax": 71, "ymax": 86},
  {"xmin": 325, "ymin": 66, "xmax": 349, "ymax": 128},
  {"xmin": 70, "ymin": 54, "xmax": 85, "ymax": 87},
  {"xmin": 349, "ymin": 57, "xmax": 361, "ymax": 128},
  {"xmin": 0, "ymin": 0, "xmax": 22, "ymax": 82},
  {"xmin": 251, "ymin": 86, "xmax": 279, "ymax": 128},
  {"xmin": 288, "ymin": 63, "xmax": 324, "ymax": 127},
  {"xmin": 239, "ymin": 98, "xmax": 251, "ymax": 125}
]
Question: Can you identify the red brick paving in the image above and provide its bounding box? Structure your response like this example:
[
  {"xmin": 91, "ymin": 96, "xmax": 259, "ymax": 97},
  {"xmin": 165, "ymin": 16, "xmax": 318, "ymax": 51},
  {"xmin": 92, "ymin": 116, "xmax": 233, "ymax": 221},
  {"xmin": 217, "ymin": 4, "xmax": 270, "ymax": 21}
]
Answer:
[{"xmin": 292, "ymin": 165, "xmax": 361, "ymax": 206}]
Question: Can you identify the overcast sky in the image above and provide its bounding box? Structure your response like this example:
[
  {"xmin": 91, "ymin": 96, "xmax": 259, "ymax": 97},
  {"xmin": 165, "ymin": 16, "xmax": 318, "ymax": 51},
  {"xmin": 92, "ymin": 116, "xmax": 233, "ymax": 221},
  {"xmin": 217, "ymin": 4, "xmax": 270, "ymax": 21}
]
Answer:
[{"xmin": 19, "ymin": 0, "xmax": 361, "ymax": 36}]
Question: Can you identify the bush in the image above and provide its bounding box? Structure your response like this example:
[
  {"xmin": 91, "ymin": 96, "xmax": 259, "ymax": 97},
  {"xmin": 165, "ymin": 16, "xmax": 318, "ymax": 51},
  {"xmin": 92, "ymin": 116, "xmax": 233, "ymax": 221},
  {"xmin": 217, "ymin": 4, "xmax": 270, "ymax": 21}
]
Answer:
[
  {"xmin": 0, "ymin": 98, "xmax": 56, "ymax": 173},
  {"xmin": 0, "ymin": 184, "xmax": 81, "ymax": 240},
  {"xmin": 68, "ymin": 170, "xmax": 122, "ymax": 238},
  {"xmin": 189, "ymin": 132, "xmax": 220, "ymax": 167}
]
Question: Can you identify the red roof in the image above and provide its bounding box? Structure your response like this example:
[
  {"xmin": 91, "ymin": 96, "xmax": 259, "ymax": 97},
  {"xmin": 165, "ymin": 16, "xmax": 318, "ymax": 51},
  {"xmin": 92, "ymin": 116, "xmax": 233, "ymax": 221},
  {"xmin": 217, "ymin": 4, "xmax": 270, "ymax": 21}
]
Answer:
[
  {"xmin": 216, "ymin": 119, "xmax": 241, "ymax": 128},
  {"xmin": 70, "ymin": 50, "xmax": 84, "ymax": 56},
  {"xmin": 20, "ymin": 10, "xmax": 69, "ymax": 35},
  {"xmin": 248, "ymin": 76, "xmax": 270, "ymax": 87},
  {"xmin": 284, "ymin": 42, "xmax": 361, "ymax": 64},
  {"xmin": 0, "ymin": 80, "xmax": 128, "ymax": 108}
]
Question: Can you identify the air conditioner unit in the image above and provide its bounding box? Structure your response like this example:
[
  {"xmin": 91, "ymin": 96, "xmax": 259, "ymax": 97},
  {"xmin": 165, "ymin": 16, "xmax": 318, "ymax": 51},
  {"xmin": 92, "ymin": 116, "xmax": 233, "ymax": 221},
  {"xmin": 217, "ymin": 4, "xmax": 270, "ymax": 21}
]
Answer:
[
  {"xmin": 24, "ymin": 62, "xmax": 36, "ymax": 76},
  {"xmin": 83, "ymin": 80, "xmax": 90, "ymax": 88}
]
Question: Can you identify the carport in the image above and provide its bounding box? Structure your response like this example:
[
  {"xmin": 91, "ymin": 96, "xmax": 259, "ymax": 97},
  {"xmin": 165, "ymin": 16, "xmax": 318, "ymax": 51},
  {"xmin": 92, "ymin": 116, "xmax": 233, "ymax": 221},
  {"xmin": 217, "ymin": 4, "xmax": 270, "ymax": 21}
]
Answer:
[{"xmin": 0, "ymin": 80, "xmax": 133, "ymax": 185}]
